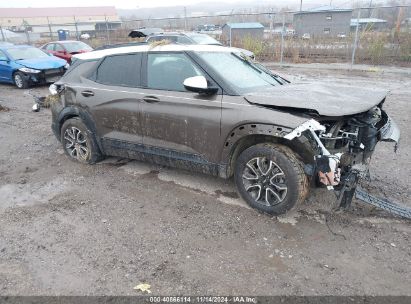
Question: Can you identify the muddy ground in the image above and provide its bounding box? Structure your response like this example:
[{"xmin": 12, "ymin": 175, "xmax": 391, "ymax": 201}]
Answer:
[{"xmin": 0, "ymin": 65, "xmax": 410, "ymax": 296}]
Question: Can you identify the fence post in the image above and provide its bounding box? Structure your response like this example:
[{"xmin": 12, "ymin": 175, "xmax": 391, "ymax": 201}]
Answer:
[
  {"xmin": 280, "ymin": 13, "xmax": 285, "ymax": 65},
  {"xmin": 351, "ymin": 9, "xmax": 361, "ymax": 69},
  {"xmin": 47, "ymin": 16, "xmax": 53, "ymax": 40},
  {"xmin": 23, "ymin": 20, "xmax": 31, "ymax": 44},
  {"xmin": 73, "ymin": 16, "xmax": 79, "ymax": 40},
  {"xmin": 105, "ymin": 15, "xmax": 111, "ymax": 45},
  {"xmin": 229, "ymin": 26, "xmax": 232, "ymax": 47},
  {"xmin": 184, "ymin": 6, "xmax": 187, "ymax": 31},
  {"xmin": 0, "ymin": 26, "xmax": 5, "ymax": 42}
]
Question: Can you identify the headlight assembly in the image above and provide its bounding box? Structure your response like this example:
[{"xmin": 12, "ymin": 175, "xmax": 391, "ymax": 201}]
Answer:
[
  {"xmin": 19, "ymin": 67, "xmax": 41, "ymax": 74},
  {"xmin": 49, "ymin": 84, "xmax": 58, "ymax": 95},
  {"xmin": 64, "ymin": 63, "xmax": 70, "ymax": 69}
]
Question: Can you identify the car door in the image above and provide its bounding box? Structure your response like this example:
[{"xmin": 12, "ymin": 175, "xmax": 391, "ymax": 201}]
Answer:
[
  {"xmin": 78, "ymin": 53, "xmax": 145, "ymax": 152},
  {"xmin": 0, "ymin": 50, "xmax": 13, "ymax": 82},
  {"xmin": 140, "ymin": 51, "xmax": 222, "ymax": 164}
]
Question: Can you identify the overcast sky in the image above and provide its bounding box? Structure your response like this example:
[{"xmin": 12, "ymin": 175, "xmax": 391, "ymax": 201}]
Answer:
[
  {"xmin": 2, "ymin": 0, "xmax": 244, "ymax": 9},
  {"xmin": 0, "ymin": 0, "xmax": 349, "ymax": 10}
]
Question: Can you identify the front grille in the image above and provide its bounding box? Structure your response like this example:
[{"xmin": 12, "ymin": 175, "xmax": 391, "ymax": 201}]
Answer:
[{"xmin": 44, "ymin": 68, "xmax": 64, "ymax": 76}]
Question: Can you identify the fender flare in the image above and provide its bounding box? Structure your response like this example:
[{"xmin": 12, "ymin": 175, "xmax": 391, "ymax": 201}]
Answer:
[{"xmin": 221, "ymin": 123, "xmax": 292, "ymax": 162}]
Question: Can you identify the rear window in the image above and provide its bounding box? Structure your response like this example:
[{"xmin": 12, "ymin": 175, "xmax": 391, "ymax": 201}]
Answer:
[
  {"xmin": 63, "ymin": 59, "xmax": 98, "ymax": 82},
  {"xmin": 95, "ymin": 53, "xmax": 142, "ymax": 87}
]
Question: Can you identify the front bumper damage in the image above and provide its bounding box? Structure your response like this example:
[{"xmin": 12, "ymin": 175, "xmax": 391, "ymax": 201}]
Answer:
[
  {"xmin": 20, "ymin": 68, "xmax": 66, "ymax": 85},
  {"xmin": 284, "ymin": 111, "xmax": 400, "ymax": 208}
]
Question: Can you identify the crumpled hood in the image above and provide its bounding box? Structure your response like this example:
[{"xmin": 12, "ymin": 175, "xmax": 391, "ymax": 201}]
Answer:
[
  {"xmin": 16, "ymin": 56, "xmax": 66, "ymax": 70},
  {"xmin": 244, "ymin": 82, "xmax": 388, "ymax": 116}
]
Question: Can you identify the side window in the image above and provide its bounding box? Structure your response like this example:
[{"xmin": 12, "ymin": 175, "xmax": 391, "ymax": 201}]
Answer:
[
  {"xmin": 0, "ymin": 51, "xmax": 7, "ymax": 61},
  {"xmin": 55, "ymin": 44, "xmax": 65, "ymax": 52},
  {"xmin": 147, "ymin": 53, "xmax": 204, "ymax": 92},
  {"xmin": 96, "ymin": 53, "xmax": 142, "ymax": 87},
  {"xmin": 146, "ymin": 37, "xmax": 159, "ymax": 43},
  {"xmin": 163, "ymin": 36, "xmax": 177, "ymax": 43},
  {"xmin": 176, "ymin": 36, "xmax": 193, "ymax": 44},
  {"xmin": 45, "ymin": 44, "xmax": 54, "ymax": 51}
]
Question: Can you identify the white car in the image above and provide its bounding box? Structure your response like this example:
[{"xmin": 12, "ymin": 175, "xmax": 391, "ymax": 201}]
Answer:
[{"xmin": 302, "ymin": 33, "xmax": 311, "ymax": 40}]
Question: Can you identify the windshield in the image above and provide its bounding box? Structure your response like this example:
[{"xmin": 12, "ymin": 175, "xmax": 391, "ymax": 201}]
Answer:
[
  {"xmin": 187, "ymin": 34, "xmax": 222, "ymax": 45},
  {"xmin": 7, "ymin": 47, "xmax": 49, "ymax": 60},
  {"xmin": 63, "ymin": 42, "xmax": 93, "ymax": 53},
  {"xmin": 197, "ymin": 52, "xmax": 287, "ymax": 94}
]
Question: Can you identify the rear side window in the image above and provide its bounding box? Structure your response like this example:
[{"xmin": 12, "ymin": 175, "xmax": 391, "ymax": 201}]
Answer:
[
  {"xmin": 176, "ymin": 36, "xmax": 193, "ymax": 44},
  {"xmin": 55, "ymin": 44, "xmax": 64, "ymax": 52},
  {"xmin": 96, "ymin": 53, "xmax": 142, "ymax": 87},
  {"xmin": 44, "ymin": 44, "xmax": 54, "ymax": 51}
]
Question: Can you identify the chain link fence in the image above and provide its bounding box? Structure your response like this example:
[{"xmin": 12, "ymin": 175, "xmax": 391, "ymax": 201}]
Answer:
[{"xmin": 1, "ymin": 5, "xmax": 410, "ymax": 67}]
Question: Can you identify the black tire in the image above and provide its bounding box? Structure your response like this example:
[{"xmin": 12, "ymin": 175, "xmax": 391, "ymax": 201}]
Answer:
[
  {"xmin": 234, "ymin": 143, "xmax": 308, "ymax": 215},
  {"xmin": 60, "ymin": 117, "xmax": 102, "ymax": 164},
  {"xmin": 13, "ymin": 72, "xmax": 29, "ymax": 89}
]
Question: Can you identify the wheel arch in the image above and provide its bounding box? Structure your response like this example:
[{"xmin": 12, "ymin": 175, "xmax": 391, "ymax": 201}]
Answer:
[
  {"xmin": 221, "ymin": 123, "xmax": 315, "ymax": 178},
  {"xmin": 57, "ymin": 106, "xmax": 103, "ymax": 152}
]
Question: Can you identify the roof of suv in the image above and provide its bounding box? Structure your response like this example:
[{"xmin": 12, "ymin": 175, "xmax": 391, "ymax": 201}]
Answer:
[{"xmin": 74, "ymin": 44, "xmax": 234, "ymax": 61}]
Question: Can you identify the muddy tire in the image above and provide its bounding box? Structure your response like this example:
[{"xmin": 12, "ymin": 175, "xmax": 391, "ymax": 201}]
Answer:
[
  {"xmin": 60, "ymin": 118, "xmax": 102, "ymax": 164},
  {"xmin": 234, "ymin": 143, "xmax": 308, "ymax": 215},
  {"xmin": 13, "ymin": 72, "xmax": 29, "ymax": 89}
]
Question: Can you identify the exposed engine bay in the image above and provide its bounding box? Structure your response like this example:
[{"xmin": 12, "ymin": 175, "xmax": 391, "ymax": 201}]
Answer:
[{"xmin": 284, "ymin": 103, "xmax": 400, "ymax": 208}]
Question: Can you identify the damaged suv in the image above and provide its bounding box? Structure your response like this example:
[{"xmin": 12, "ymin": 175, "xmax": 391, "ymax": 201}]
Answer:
[{"xmin": 49, "ymin": 44, "xmax": 400, "ymax": 215}]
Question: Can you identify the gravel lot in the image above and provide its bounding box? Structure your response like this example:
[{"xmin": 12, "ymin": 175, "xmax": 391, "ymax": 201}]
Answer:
[{"xmin": 0, "ymin": 65, "xmax": 410, "ymax": 296}]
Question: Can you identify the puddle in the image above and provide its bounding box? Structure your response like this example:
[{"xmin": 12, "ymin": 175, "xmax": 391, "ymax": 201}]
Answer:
[
  {"xmin": 0, "ymin": 177, "xmax": 70, "ymax": 210},
  {"xmin": 120, "ymin": 160, "xmax": 249, "ymax": 209}
]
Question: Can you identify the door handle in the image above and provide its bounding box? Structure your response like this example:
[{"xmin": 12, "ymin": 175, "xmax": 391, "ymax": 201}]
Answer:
[
  {"xmin": 142, "ymin": 96, "xmax": 160, "ymax": 103},
  {"xmin": 81, "ymin": 90, "xmax": 94, "ymax": 97}
]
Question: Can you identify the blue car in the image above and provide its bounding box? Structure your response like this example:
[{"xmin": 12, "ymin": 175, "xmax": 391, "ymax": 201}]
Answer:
[{"xmin": 0, "ymin": 45, "xmax": 68, "ymax": 89}]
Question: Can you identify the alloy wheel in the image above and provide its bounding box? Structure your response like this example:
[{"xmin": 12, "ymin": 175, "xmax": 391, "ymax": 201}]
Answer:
[
  {"xmin": 242, "ymin": 157, "xmax": 288, "ymax": 206},
  {"xmin": 63, "ymin": 126, "xmax": 89, "ymax": 161},
  {"xmin": 14, "ymin": 74, "xmax": 24, "ymax": 88}
]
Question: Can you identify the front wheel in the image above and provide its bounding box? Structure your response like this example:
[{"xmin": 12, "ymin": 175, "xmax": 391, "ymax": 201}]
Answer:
[
  {"xmin": 234, "ymin": 143, "xmax": 308, "ymax": 215},
  {"xmin": 13, "ymin": 72, "xmax": 29, "ymax": 89},
  {"xmin": 60, "ymin": 118, "xmax": 102, "ymax": 164}
]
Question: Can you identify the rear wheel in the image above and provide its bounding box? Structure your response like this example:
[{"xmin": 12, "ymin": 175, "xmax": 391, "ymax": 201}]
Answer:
[
  {"xmin": 234, "ymin": 143, "xmax": 308, "ymax": 215},
  {"xmin": 13, "ymin": 72, "xmax": 29, "ymax": 89},
  {"xmin": 60, "ymin": 118, "xmax": 102, "ymax": 164}
]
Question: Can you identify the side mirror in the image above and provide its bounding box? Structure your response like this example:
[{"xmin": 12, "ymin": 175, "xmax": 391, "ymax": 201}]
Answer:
[{"xmin": 183, "ymin": 76, "xmax": 218, "ymax": 95}]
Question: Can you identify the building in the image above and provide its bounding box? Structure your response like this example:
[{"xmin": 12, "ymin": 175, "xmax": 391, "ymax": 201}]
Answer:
[
  {"xmin": 222, "ymin": 22, "xmax": 264, "ymax": 44},
  {"xmin": 0, "ymin": 7, "xmax": 121, "ymax": 38},
  {"xmin": 350, "ymin": 18, "xmax": 388, "ymax": 31},
  {"xmin": 293, "ymin": 6, "xmax": 353, "ymax": 38}
]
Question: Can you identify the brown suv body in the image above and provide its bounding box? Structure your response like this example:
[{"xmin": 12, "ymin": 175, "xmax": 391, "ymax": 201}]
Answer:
[{"xmin": 50, "ymin": 44, "xmax": 399, "ymax": 214}]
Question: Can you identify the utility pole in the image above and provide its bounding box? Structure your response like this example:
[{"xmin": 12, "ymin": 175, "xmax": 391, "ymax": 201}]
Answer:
[
  {"xmin": 351, "ymin": 9, "xmax": 361, "ymax": 69},
  {"xmin": 300, "ymin": 0, "xmax": 303, "ymax": 12},
  {"xmin": 280, "ymin": 13, "xmax": 285, "ymax": 65},
  {"xmin": 105, "ymin": 15, "xmax": 110, "ymax": 45},
  {"xmin": 184, "ymin": 7, "xmax": 187, "ymax": 31},
  {"xmin": 0, "ymin": 26, "xmax": 5, "ymax": 42},
  {"xmin": 269, "ymin": 8, "xmax": 274, "ymax": 38},
  {"xmin": 73, "ymin": 16, "xmax": 79, "ymax": 40},
  {"xmin": 46, "ymin": 16, "xmax": 53, "ymax": 40},
  {"xmin": 368, "ymin": 0, "xmax": 373, "ymax": 18}
]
